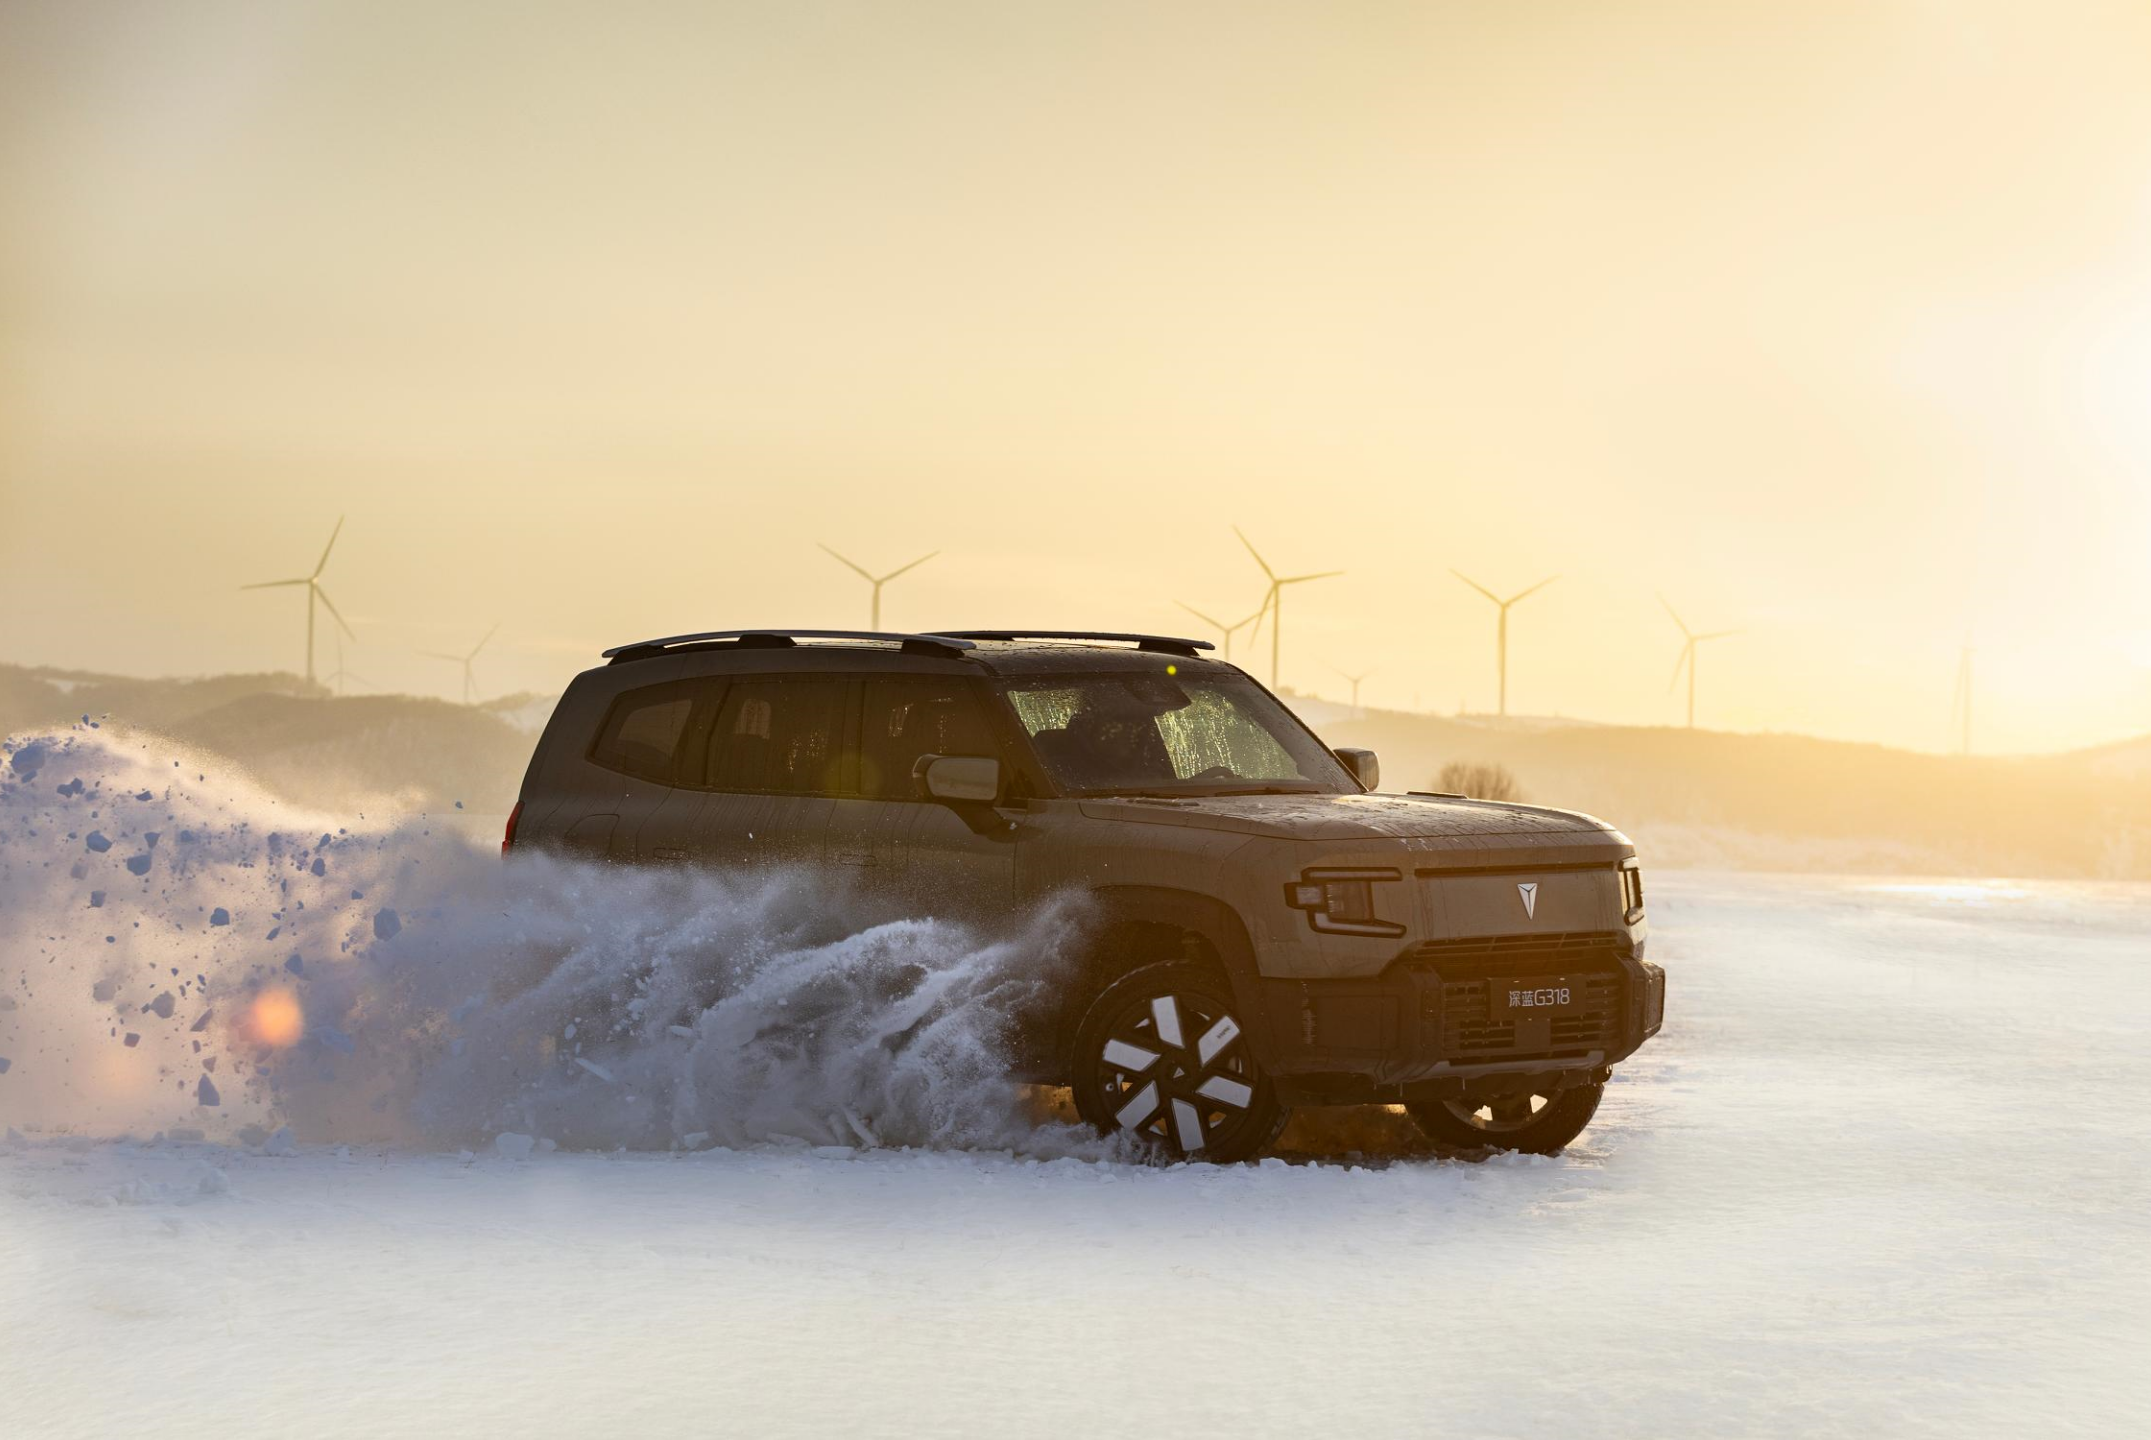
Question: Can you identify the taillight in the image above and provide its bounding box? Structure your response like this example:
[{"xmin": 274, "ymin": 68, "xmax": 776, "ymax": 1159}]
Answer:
[{"xmin": 502, "ymin": 799, "xmax": 523, "ymax": 857}]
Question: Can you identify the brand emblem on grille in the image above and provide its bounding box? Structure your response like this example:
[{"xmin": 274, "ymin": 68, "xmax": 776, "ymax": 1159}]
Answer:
[{"xmin": 1517, "ymin": 881, "xmax": 1539, "ymax": 918}]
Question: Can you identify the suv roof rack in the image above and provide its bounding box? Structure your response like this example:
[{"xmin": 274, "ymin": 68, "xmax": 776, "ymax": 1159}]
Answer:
[
  {"xmin": 603, "ymin": 629, "xmax": 978, "ymax": 663},
  {"xmin": 935, "ymin": 630, "xmax": 1215, "ymax": 659}
]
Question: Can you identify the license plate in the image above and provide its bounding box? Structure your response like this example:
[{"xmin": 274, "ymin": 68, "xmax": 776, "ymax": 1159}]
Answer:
[{"xmin": 1489, "ymin": 976, "xmax": 1581, "ymax": 1018}]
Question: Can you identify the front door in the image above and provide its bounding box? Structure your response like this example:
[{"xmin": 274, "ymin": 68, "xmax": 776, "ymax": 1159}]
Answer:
[{"xmin": 823, "ymin": 676, "xmax": 1018, "ymax": 915}]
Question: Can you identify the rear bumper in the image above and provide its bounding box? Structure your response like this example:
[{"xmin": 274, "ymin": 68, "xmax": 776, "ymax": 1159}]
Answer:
[{"xmin": 1240, "ymin": 931, "xmax": 1664, "ymax": 1104}]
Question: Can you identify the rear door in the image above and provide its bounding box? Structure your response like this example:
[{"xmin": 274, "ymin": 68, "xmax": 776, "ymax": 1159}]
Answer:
[
  {"xmin": 683, "ymin": 675, "xmax": 852, "ymax": 873},
  {"xmin": 824, "ymin": 676, "xmax": 1018, "ymax": 910}
]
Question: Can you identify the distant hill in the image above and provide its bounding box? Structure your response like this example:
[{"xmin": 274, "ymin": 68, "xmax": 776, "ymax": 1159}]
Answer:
[
  {"xmin": 6, "ymin": 664, "xmax": 2147, "ymax": 878},
  {"xmin": 1314, "ymin": 708, "xmax": 2151, "ymax": 880}
]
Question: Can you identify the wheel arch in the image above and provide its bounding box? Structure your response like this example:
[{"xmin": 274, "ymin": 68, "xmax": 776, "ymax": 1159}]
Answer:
[{"xmin": 1050, "ymin": 885, "xmax": 1275, "ymax": 1079}]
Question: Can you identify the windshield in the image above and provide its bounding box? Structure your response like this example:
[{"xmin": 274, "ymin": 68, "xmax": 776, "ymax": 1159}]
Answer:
[{"xmin": 999, "ymin": 672, "xmax": 1358, "ymax": 796}]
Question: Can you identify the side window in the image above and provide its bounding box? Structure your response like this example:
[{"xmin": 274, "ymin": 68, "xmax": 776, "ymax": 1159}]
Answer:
[
  {"xmin": 589, "ymin": 682, "xmax": 699, "ymax": 784},
  {"xmin": 702, "ymin": 679, "xmax": 847, "ymax": 795},
  {"xmin": 859, "ymin": 680, "xmax": 997, "ymax": 799}
]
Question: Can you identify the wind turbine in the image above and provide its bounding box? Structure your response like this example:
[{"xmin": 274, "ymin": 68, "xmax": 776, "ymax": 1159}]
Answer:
[
  {"xmin": 1234, "ymin": 527, "xmax": 1342, "ymax": 689},
  {"xmin": 241, "ymin": 516, "xmax": 354, "ymax": 686},
  {"xmin": 1948, "ymin": 645, "xmax": 1973, "ymax": 755},
  {"xmin": 423, "ymin": 623, "xmax": 498, "ymax": 705},
  {"xmin": 1452, "ymin": 571, "xmax": 1557, "ymax": 718},
  {"xmin": 1177, "ymin": 601, "xmax": 1266, "ymax": 662},
  {"xmin": 1660, "ymin": 595, "xmax": 1739, "ymax": 730},
  {"xmin": 323, "ymin": 637, "xmax": 376, "ymax": 697},
  {"xmin": 1332, "ymin": 667, "xmax": 1376, "ymax": 718},
  {"xmin": 818, "ymin": 544, "xmax": 937, "ymax": 630}
]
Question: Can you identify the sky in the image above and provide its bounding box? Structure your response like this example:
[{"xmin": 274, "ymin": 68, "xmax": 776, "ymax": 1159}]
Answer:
[{"xmin": 3, "ymin": 0, "xmax": 2149, "ymax": 755}]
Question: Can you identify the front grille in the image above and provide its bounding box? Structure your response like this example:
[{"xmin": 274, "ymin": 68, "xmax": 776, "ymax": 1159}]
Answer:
[
  {"xmin": 1396, "ymin": 933, "xmax": 1628, "ymax": 1061},
  {"xmin": 1438, "ymin": 971, "xmax": 1624, "ymax": 1059}
]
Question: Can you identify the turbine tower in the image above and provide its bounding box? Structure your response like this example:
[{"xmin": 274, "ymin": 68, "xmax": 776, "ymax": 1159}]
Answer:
[
  {"xmin": 818, "ymin": 544, "xmax": 937, "ymax": 631},
  {"xmin": 323, "ymin": 637, "xmax": 375, "ymax": 697},
  {"xmin": 1948, "ymin": 646, "xmax": 1973, "ymax": 755},
  {"xmin": 1177, "ymin": 601, "xmax": 1266, "ymax": 662},
  {"xmin": 1452, "ymin": 571, "xmax": 1557, "ymax": 717},
  {"xmin": 423, "ymin": 623, "xmax": 498, "ymax": 706},
  {"xmin": 1333, "ymin": 667, "xmax": 1376, "ymax": 718},
  {"xmin": 1234, "ymin": 527, "xmax": 1342, "ymax": 689},
  {"xmin": 1661, "ymin": 595, "xmax": 1739, "ymax": 730},
  {"xmin": 241, "ymin": 516, "xmax": 354, "ymax": 686}
]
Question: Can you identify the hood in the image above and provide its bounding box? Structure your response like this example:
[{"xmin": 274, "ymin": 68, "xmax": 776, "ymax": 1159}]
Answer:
[{"xmin": 1076, "ymin": 791, "xmax": 1623, "ymax": 845}]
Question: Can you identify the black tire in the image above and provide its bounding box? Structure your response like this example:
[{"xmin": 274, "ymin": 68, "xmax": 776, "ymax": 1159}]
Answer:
[
  {"xmin": 1070, "ymin": 961, "xmax": 1286, "ymax": 1163},
  {"xmin": 1405, "ymin": 1081, "xmax": 1603, "ymax": 1155}
]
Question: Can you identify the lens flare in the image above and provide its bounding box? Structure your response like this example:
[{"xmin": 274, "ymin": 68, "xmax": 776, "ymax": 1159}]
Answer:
[{"xmin": 242, "ymin": 988, "xmax": 305, "ymax": 1048}]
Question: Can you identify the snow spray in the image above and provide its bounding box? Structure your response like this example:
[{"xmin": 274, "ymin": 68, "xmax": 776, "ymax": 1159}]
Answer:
[{"xmin": 0, "ymin": 727, "xmax": 1104, "ymax": 1155}]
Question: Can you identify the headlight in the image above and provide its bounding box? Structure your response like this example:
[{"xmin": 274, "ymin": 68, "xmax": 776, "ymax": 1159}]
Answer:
[{"xmin": 1283, "ymin": 868, "xmax": 1406, "ymax": 937}]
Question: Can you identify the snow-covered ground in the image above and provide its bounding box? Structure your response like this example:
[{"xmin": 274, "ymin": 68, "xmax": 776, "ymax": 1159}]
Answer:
[{"xmin": 3, "ymin": 731, "xmax": 2148, "ymax": 1436}]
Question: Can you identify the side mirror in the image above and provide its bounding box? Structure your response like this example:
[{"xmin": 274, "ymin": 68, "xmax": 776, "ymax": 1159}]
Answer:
[
  {"xmin": 1335, "ymin": 747, "xmax": 1379, "ymax": 791},
  {"xmin": 916, "ymin": 754, "xmax": 1002, "ymax": 803}
]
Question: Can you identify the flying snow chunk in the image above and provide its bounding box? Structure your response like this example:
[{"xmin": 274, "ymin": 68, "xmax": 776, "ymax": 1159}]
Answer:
[
  {"xmin": 573, "ymin": 1057, "xmax": 616, "ymax": 1083},
  {"xmin": 285, "ymin": 954, "xmax": 305, "ymax": 975},
  {"xmin": 195, "ymin": 1076, "xmax": 220, "ymax": 1107},
  {"xmin": 135, "ymin": 790, "xmax": 152, "ymax": 802},
  {"xmin": 210, "ymin": 908, "xmax": 230, "ymax": 927},
  {"xmin": 262, "ymin": 1126, "xmax": 297, "ymax": 1157},
  {"xmin": 0, "ymin": 1057, "xmax": 12, "ymax": 1075},
  {"xmin": 89, "ymin": 891, "xmax": 106, "ymax": 908},
  {"xmin": 494, "ymin": 1132, "xmax": 536, "ymax": 1160},
  {"xmin": 85, "ymin": 831, "xmax": 112, "ymax": 853},
  {"xmin": 310, "ymin": 858, "xmax": 326, "ymax": 877},
  {"xmin": 126, "ymin": 854, "xmax": 152, "ymax": 876},
  {"xmin": 148, "ymin": 992, "xmax": 176, "ymax": 1019},
  {"xmin": 372, "ymin": 908, "xmax": 401, "ymax": 941},
  {"xmin": 9, "ymin": 742, "xmax": 46, "ymax": 781}
]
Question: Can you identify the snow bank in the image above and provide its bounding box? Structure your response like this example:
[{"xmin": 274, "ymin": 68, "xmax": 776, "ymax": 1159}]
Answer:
[{"xmin": 0, "ymin": 728, "xmax": 1102, "ymax": 1156}]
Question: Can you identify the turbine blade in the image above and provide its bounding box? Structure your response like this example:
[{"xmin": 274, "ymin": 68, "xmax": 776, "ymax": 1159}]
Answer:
[
  {"xmin": 1232, "ymin": 526, "xmax": 1277, "ymax": 582},
  {"xmin": 1450, "ymin": 570, "xmax": 1501, "ymax": 605},
  {"xmin": 875, "ymin": 551, "xmax": 937, "ymax": 584},
  {"xmin": 1505, "ymin": 575, "xmax": 1559, "ymax": 607},
  {"xmin": 312, "ymin": 516, "xmax": 345, "ymax": 579},
  {"xmin": 241, "ymin": 578, "xmax": 309, "ymax": 590},
  {"xmin": 817, "ymin": 543, "xmax": 877, "ymax": 583},
  {"xmin": 1177, "ymin": 602, "xmax": 1228, "ymax": 631},
  {"xmin": 1279, "ymin": 570, "xmax": 1344, "ymax": 585},
  {"xmin": 468, "ymin": 622, "xmax": 500, "ymax": 660},
  {"xmin": 1668, "ymin": 641, "xmax": 1694, "ymax": 692},
  {"xmin": 313, "ymin": 585, "xmax": 357, "ymax": 640},
  {"xmin": 1657, "ymin": 593, "xmax": 1692, "ymax": 638}
]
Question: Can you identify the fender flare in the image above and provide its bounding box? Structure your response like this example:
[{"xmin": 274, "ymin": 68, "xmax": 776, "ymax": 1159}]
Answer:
[{"xmin": 1079, "ymin": 884, "xmax": 1278, "ymax": 1068}]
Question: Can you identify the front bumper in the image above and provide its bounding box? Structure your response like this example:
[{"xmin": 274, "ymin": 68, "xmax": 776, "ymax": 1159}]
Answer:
[{"xmin": 1243, "ymin": 929, "xmax": 1664, "ymax": 1103}]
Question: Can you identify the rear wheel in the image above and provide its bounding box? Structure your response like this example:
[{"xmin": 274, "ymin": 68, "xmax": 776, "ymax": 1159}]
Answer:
[
  {"xmin": 1070, "ymin": 961, "xmax": 1285, "ymax": 1163},
  {"xmin": 1405, "ymin": 1081, "xmax": 1602, "ymax": 1154}
]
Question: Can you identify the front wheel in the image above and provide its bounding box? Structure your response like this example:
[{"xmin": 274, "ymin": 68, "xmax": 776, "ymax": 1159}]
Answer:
[
  {"xmin": 1070, "ymin": 961, "xmax": 1286, "ymax": 1163},
  {"xmin": 1405, "ymin": 1081, "xmax": 1603, "ymax": 1154}
]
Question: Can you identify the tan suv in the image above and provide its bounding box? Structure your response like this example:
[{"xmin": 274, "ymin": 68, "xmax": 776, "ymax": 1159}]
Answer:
[{"xmin": 506, "ymin": 629, "xmax": 1665, "ymax": 1161}]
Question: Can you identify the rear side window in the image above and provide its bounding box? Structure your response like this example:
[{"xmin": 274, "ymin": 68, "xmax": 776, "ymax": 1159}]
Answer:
[
  {"xmin": 859, "ymin": 679, "xmax": 997, "ymax": 799},
  {"xmin": 589, "ymin": 681, "xmax": 700, "ymax": 783},
  {"xmin": 702, "ymin": 679, "xmax": 847, "ymax": 794}
]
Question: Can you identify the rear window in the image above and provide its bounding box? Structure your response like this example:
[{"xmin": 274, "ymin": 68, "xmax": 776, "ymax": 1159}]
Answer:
[
  {"xmin": 589, "ymin": 681, "xmax": 700, "ymax": 783},
  {"xmin": 700, "ymin": 678, "xmax": 847, "ymax": 795}
]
